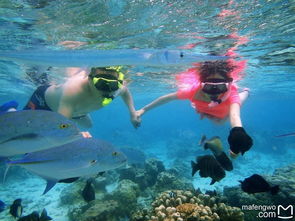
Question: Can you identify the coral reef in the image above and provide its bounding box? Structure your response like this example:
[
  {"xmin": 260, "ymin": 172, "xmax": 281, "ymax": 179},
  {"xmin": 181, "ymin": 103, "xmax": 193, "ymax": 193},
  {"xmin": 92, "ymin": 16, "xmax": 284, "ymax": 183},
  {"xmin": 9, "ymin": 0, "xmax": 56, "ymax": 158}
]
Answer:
[
  {"xmin": 105, "ymin": 179, "xmax": 140, "ymax": 215},
  {"xmin": 154, "ymin": 172, "xmax": 194, "ymax": 193},
  {"xmin": 131, "ymin": 190, "xmax": 244, "ymax": 221}
]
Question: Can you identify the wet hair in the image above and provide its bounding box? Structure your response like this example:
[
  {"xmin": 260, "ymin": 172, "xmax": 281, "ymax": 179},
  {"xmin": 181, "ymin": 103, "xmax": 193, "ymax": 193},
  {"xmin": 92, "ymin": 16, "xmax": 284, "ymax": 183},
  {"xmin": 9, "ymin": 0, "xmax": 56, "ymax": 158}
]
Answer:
[
  {"xmin": 199, "ymin": 60, "xmax": 233, "ymax": 82},
  {"xmin": 88, "ymin": 67, "xmax": 119, "ymax": 80}
]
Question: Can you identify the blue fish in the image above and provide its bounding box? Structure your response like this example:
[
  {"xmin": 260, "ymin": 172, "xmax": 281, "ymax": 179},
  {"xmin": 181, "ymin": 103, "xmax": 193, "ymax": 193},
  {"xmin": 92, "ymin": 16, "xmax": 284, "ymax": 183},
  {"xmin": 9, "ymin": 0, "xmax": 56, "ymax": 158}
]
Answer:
[
  {"xmin": 6, "ymin": 138, "xmax": 127, "ymax": 194},
  {"xmin": 0, "ymin": 110, "xmax": 82, "ymax": 157},
  {"xmin": 0, "ymin": 199, "xmax": 6, "ymax": 212},
  {"xmin": 0, "ymin": 49, "xmax": 227, "ymax": 67}
]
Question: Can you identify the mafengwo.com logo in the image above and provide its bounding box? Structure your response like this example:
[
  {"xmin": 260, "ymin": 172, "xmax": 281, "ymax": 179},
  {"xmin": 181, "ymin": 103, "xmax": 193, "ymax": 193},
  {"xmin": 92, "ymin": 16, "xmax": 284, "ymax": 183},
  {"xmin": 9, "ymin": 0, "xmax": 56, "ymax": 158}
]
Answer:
[
  {"xmin": 242, "ymin": 204, "xmax": 294, "ymax": 220},
  {"xmin": 277, "ymin": 205, "xmax": 294, "ymax": 219}
]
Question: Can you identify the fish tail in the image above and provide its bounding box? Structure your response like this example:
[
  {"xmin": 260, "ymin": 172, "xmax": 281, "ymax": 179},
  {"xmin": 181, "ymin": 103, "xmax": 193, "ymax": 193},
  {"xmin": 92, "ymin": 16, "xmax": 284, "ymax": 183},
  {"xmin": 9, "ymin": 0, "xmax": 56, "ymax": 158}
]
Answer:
[
  {"xmin": 191, "ymin": 161, "xmax": 199, "ymax": 177},
  {"xmin": 270, "ymin": 185, "xmax": 279, "ymax": 195}
]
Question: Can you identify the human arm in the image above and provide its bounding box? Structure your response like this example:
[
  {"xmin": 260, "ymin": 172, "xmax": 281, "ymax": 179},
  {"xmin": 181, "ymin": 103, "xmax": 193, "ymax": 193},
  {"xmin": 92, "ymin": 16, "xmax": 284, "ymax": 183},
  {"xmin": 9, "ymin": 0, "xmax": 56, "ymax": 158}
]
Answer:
[
  {"xmin": 120, "ymin": 86, "xmax": 141, "ymax": 128},
  {"xmin": 228, "ymin": 103, "xmax": 253, "ymax": 157},
  {"xmin": 136, "ymin": 92, "xmax": 178, "ymax": 117}
]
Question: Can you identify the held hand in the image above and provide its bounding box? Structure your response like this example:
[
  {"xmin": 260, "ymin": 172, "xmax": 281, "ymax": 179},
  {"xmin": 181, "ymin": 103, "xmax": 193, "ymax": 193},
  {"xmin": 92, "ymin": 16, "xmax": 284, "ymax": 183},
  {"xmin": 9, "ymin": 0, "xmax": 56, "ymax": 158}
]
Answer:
[
  {"xmin": 81, "ymin": 131, "xmax": 92, "ymax": 138},
  {"xmin": 135, "ymin": 109, "xmax": 145, "ymax": 117},
  {"xmin": 228, "ymin": 127, "xmax": 253, "ymax": 156},
  {"xmin": 130, "ymin": 112, "xmax": 141, "ymax": 129}
]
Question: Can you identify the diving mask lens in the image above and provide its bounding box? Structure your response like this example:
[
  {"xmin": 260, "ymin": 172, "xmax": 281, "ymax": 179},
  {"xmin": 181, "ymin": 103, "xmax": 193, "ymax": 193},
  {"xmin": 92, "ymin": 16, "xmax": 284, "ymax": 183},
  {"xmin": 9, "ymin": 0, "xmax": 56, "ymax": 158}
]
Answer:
[
  {"xmin": 93, "ymin": 74, "xmax": 122, "ymax": 92},
  {"xmin": 201, "ymin": 79, "xmax": 230, "ymax": 95}
]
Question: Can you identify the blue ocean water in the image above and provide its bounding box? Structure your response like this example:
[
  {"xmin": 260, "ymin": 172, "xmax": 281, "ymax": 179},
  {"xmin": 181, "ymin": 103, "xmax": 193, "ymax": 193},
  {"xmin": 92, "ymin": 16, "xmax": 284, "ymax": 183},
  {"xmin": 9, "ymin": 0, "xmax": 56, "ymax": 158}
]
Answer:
[{"xmin": 0, "ymin": 0, "xmax": 294, "ymax": 220}]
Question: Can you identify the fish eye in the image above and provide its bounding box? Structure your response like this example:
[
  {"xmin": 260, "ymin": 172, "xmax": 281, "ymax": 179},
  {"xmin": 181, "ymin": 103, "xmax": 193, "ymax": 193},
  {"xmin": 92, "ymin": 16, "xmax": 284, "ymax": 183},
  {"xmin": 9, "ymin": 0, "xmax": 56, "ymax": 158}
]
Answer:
[
  {"xmin": 59, "ymin": 123, "xmax": 69, "ymax": 129},
  {"xmin": 112, "ymin": 151, "xmax": 119, "ymax": 156},
  {"xmin": 180, "ymin": 52, "xmax": 184, "ymax": 58}
]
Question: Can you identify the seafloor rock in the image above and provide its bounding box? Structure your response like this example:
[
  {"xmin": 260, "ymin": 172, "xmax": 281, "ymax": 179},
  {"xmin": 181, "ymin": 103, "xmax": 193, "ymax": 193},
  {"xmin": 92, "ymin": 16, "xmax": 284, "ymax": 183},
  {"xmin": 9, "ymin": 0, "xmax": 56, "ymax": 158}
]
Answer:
[
  {"xmin": 118, "ymin": 166, "xmax": 150, "ymax": 190},
  {"xmin": 145, "ymin": 158, "xmax": 166, "ymax": 186},
  {"xmin": 271, "ymin": 163, "xmax": 295, "ymax": 203},
  {"xmin": 69, "ymin": 200, "xmax": 119, "ymax": 221},
  {"xmin": 131, "ymin": 190, "xmax": 244, "ymax": 221},
  {"xmin": 60, "ymin": 181, "xmax": 84, "ymax": 205},
  {"xmin": 105, "ymin": 179, "xmax": 140, "ymax": 216},
  {"xmin": 154, "ymin": 171, "xmax": 194, "ymax": 193}
]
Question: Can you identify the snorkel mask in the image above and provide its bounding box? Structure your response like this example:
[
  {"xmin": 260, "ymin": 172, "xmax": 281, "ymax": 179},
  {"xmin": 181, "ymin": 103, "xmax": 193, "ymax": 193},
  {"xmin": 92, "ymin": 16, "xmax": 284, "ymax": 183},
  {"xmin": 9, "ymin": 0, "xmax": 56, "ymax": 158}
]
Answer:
[
  {"xmin": 201, "ymin": 78, "xmax": 233, "ymax": 104},
  {"xmin": 90, "ymin": 66, "xmax": 124, "ymax": 93},
  {"xmin": 201, "ymin": 78, "xmax": 232, "ymax": 95}
]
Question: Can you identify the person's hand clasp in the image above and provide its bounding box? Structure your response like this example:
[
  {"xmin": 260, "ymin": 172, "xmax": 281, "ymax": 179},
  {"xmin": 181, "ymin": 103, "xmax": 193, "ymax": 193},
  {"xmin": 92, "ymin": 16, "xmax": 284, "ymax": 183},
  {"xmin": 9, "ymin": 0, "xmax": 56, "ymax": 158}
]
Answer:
[
  {"xmin": 135, "ymin": 109, "xmax": 145, "ymax": 117},
  {"xmin": 228, "ymin": 127, "xmax": 253, "ymax": 157},
  {"xmin": 130, "ymin": 111, "xmax": 141, "ymax": 129}
]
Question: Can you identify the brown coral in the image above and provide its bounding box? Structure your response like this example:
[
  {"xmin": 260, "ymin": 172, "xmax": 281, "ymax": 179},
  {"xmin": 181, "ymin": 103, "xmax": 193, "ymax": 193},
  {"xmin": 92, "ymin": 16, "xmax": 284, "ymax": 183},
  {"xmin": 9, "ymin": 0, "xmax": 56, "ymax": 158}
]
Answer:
[
  {"xmin": 176, "ymin": 203, "xmax": 197, "ymax": 215},
  {"xmin": 132, "ymin": 190, "xmax": 244, "ymax": 221}
]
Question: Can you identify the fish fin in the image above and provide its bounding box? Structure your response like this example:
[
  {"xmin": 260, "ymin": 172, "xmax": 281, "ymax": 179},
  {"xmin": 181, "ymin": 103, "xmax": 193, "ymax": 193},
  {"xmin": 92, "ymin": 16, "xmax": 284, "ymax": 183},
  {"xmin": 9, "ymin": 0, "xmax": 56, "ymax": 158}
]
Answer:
[
  {"xmin": 58, "ymin": 177, "xmax": 79, "ymax": 183},
  {"xmin": 43, "ymin": 180, "xmax": 58, "ymax": 195},
  {"xmin": 241, "ymin": 151, "xmax": 245, "ymax": 156},
  {"xmin": 198, "ymin": 135, "xmax": 207, "ymax": 146},
  {"xmin": 40, "ymin": 208, "xmax": 52, "ymax": 221},
  {"xmin": 191, "ymin": 161, "xmax": 199, "ymax": 177},
  {"xmin": 210, "ymin": 179, "xmax": 216, "ymax": 185},
  {"xmin": 270, "ymin": 185, "xmax": 279, "ymax": 195}
]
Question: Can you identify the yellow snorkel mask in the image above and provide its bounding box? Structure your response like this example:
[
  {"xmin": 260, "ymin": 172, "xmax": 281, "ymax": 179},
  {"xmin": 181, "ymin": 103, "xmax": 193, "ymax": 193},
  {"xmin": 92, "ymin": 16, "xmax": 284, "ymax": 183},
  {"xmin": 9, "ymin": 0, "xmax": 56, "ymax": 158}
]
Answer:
[{"xmin": 89, "ymin": 66, "xmax": 125, "ymax": 106}]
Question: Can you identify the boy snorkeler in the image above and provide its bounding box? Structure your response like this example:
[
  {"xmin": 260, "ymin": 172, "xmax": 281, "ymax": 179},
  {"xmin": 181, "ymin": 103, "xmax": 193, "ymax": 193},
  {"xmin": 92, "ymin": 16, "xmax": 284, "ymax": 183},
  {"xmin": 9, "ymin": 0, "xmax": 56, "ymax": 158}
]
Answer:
[
  {"xmin": 23, "ymin": 66, "xmax": 141, "ymax": 136},
  {"xmin": 136, "ymin": 60, "xmax": 253, "ymax": 158}
]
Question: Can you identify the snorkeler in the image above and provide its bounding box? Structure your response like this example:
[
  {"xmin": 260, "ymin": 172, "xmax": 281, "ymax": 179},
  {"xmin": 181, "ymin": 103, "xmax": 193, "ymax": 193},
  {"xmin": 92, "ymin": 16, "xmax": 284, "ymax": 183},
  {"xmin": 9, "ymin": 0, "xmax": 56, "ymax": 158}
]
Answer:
[
  {"xmin": 23, "ymin": 66, "xmax": 141, "ymax": 135},
  {"xmin": 136, "ymin": 60, "xmax": 253, "ymax": 158}
]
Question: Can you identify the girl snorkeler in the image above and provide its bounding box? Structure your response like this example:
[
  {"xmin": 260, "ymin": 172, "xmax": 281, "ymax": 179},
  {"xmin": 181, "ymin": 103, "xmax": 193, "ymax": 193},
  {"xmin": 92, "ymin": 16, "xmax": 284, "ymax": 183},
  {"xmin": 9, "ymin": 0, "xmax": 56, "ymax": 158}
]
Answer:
[{"xmin": 136, "ymin": 59, "xmax": 253, "ymax": 158}]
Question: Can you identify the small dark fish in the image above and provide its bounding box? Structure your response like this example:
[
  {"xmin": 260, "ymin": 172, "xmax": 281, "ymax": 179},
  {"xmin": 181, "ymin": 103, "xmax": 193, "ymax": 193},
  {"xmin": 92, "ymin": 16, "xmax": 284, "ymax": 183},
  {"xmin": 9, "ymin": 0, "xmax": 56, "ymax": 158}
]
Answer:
[
  {"xmin": 275, "ymin": 132, "xmax": 295, "ymax": 137},
  {"xmin": 214, "ymin": 152, "xmax": 233, "ymax": 171},
  {"xmin": 10, "ymin": 199, "xmax": 23, "ymax": 218},
  {"xmin": 240, "ymin": 174, "xmax": 279, "ymax": 195},
  {"xmin": 203, "ymin": 136, "xmax": 223, "ymax": 155},
  {"xmin": 191, "ymin": 155, "xmax": 226, "ymax": 185},
  {"xmin": 0, "ymin": 199, "xmax": 6, "ymax": 212},
  {"xmin": 168, "ymin": 191, "xmax": 176, "ymax": 198},
  {"xmin": 82, "ymin": 178, "xmax": 95, "ymax": 202},
  {"xmin": 40, "ymin": 208, "xmax": 52, "ymax": 221},
  {"xmin": 17, "ymin": 211, "xmax": 39, "ymax": 221}
]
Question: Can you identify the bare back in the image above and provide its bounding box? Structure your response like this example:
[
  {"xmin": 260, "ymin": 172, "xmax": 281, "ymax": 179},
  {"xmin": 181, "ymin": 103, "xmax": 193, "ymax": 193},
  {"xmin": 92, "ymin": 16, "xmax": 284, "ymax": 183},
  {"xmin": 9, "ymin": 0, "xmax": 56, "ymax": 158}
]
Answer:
[{"xmin": 45, "ymin": 73, "xmax": 105, "ymax": 118}]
